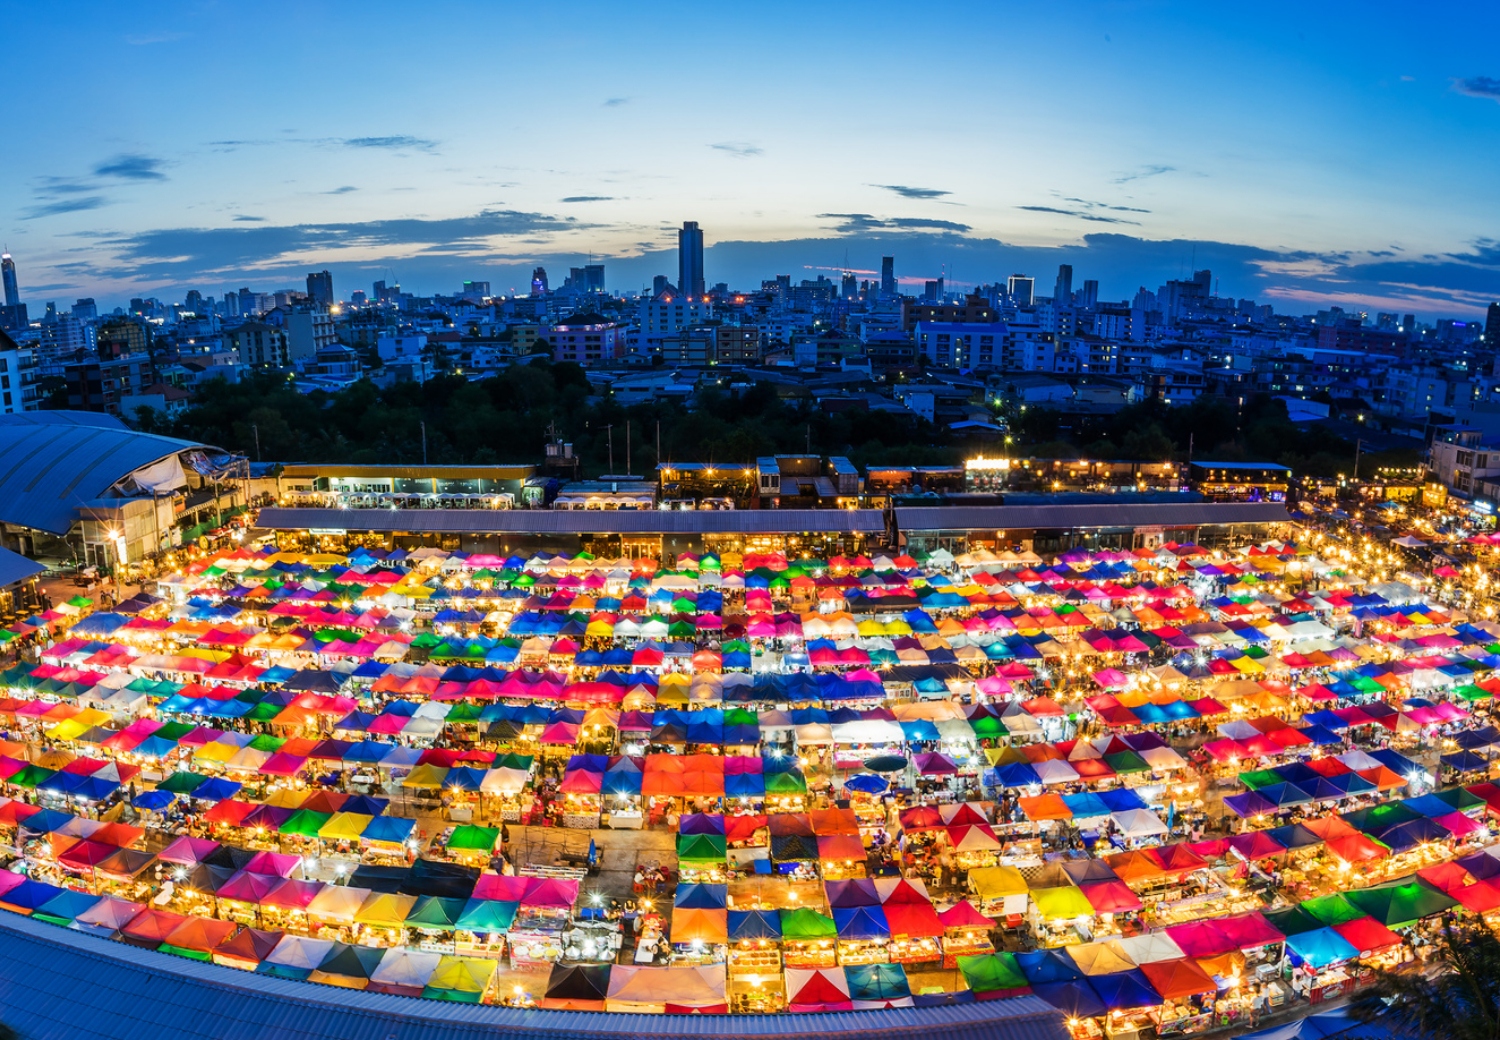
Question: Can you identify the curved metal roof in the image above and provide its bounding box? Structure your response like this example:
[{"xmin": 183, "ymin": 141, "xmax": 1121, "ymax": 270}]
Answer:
[
  {"xmin": 0, "ymin": 913, "xmax": 1067, "ymax": 1040},
  {"xmin": 0, "ymin": 412, "xmax": 208, "ymax": 535}
]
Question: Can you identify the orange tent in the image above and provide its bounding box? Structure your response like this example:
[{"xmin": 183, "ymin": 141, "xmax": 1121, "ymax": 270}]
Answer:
[
  {"xmin": 1139, "ymin": 958, "xmax": 1217, "ymax": 999},
  {"xmin": 1018, "ymin": 793, "xmax": 1072, "ymax": 821}
]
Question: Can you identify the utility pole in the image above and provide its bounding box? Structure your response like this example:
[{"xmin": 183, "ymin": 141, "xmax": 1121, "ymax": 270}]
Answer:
[
  {"xmin": 1353, "ymin": 438, "xmax": 1364, "ymax": 481},
  {"xmin": 655, "ymin": 421, "xmax": 661, "ymax": 469},
  {"xmin": 252, "ymin": 422, "xmax": 261, "ymax": 462},
  {"xmin": 421, "ymin": 422, "xmax": 428, "ymax": 466},
  {"xmin": 625, "ymin": 421, "xmax": 631, "ymax": 477},
  {"xmin": 605, "ymin": 424, "xmax": 614, "ymax": 476}
]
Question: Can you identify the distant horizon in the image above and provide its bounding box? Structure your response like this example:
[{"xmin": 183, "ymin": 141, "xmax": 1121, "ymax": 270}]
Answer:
[{"xmin": 3, "ymin": 0, "xmax": 1498, "ymax": 319}]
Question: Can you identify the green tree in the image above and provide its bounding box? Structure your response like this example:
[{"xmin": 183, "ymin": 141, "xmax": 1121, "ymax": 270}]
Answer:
[{"xmin": 1353, "ymin": 918, "xmax": 1500, "ymax": 1040}]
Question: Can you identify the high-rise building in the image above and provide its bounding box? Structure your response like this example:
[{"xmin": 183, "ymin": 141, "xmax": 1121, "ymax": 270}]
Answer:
[
  {"xmin": 531, "ymin": 267, "xmax": 549, "ymax": 296},
  {"xmin": 652, "ymin": 275, "xmax": 671, "ymax": 297},
  {"xmin": 1007, "ymin": 274, "xmax": 1034, "ymax": 307},
  {"xmin": 1485, "ymin": 302, "xmax": 1500, "ymax": 346},
  {"xmin": 1081, "ymin": 279, "xmax": 1099, "ymax": 311},
  {"xmin": 72, "ymin": 299, "xmax": 97, "ymax": 321},
  {"xmin": 306, "ymin": 270, "xmax": 334, "ymax": 308},
  {"xmin": 1053, "ymin": 265, "xmax": 1073, "ymax": 306},
  {"xmin": 880, "ymin": 256, "xmax": 896, "ymax": 298},
  {"xmin": 678, "ymin": 221, "xmax": 705, "ymax": 298},
  {"xmin": 841, "ymin": 273, "xmax": 858, "ymax": 300},
  {"xmin": 1, "ymin": 252, "xmax": 18, "ymax": 308}
]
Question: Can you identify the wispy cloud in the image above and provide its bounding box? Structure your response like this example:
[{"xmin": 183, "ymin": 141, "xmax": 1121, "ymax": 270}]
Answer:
[
  {"xmin": 711, "ymin": 142, "xmax": 763, "ymax": 158},
  {"xmin": 323, "ymin": 186, "xmax": 358, "ymax": 195},
  {"xmin": 603, "ymin": 97, "xmax": 629, "ymax": 107},
  {"xmin": 125, "ymin": 30, "xmax": 185, "ymax": 45},
  {"xmin": 817, "ymin": 213, "xmax": 971, "ymax": 234},
  {"xmin": 1447, "ymin": 238, "xmax": 1500, "ymax": 266},
  {"xmin": 1017, "ymin": 205, "xmax": 1141, "ymax": 226},
  {"xmin": 560, "ymin": 196, "xmax": 614, "ymax": 203},
  {"xmin": 1054, "ymin": 196, "xmax": 1151, "ymax": 215},
  {"xmin": 344, "ymin": 135, "xmax": 438, "ymax": 151},
  {"xmin": 90, "ymin": 209, "xmax": 597, "ymax": 280},
  {"xmin": 232, "ymin": 215, "xmax": 265, "ymax": 222},
  {"xmin": 1112, "ymin": 164, "xmax": 1176, "ymax": 184},
  {"xmin": 94, "ymin": 154, "xmax": 168, "ymax": 181},
  {"xmin": 1454, "ymin": 76, "xmax": 1500, "ymax": 102},
  {"xmin": 873, "ymin": 184, "xmax": 951, "ymax": 200},
  {"xmin": 25, "ymin": 196, "xmax": 109, "ymax": 219}
]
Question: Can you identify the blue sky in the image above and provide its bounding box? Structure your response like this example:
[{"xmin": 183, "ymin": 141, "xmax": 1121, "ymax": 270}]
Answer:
[{"xmin": 3, "ymin": 0, "xmax": 1499, "ymax": 316}]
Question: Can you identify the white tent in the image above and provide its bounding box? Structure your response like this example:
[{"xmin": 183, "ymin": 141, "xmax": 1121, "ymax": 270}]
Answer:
[
  {"xmin": 605, "ymin": 965, "xmax": 727, "ymax": 1012},
  {"xmin": 1110, "ymin": 809, "xmax": 1168, "ymax": 839}
]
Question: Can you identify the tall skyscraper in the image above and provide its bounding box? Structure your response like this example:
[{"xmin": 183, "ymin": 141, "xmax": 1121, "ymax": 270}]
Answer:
[
  {"xmin": 1081, "ymin": 279, "xmax": 1099, "ymax": 310},
  {"xmin": 306, "ymin": 270, "xmax": 334, "ymax": 308},
  {"xmin": 1486, "ymin": 302, "xmax": 1500, "ymax": 346},
  {"xmin": 1, "ymin": 252, "xmax": 18, "ymax": 308},
  {"xmin": 880, "ymin": 256, "xmax": 896, "ymax": 298},
  {"xmin": 1053, "ymin": 264, "xmax": 1073, "ymax": 306},
  {"xmin": 678, "ymin": 221, "xmax": 705, "ymax": 298},
  {"xmin": 1007, "ymin": 274, "xmax": 1034, "ymax": 307},
  {"xmin": 531, "ymin": 267, "xmax": 549, "ymax": 296}
]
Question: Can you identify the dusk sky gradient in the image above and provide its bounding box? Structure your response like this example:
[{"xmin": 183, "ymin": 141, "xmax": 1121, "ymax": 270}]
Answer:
[{"xmin": 3, "ymin": 0, "xmax": 1499, "ymax": 316}]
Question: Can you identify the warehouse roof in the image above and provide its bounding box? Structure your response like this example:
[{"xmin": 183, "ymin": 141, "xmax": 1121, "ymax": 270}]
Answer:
[
  {"xmin": 0, "ymin": 546, "xmax": 45, "ymax": 588},
  {"xmin": 0, "ymin": 913, "xmax": 1067, "ymax": 1040},
  {"xmin": 0, "ymin": 412, "xmax": 209, "ymax": 535},
  {"xmin": 895, "ymin": 502, "xmax": 1290, "ymax": 531},
  {"xmin": 255, "ymin": 507, "xmax": 888, "ymax": 536}
]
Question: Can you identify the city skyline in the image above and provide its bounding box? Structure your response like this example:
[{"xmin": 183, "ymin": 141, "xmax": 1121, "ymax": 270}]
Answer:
[{"xmin": 2, "ymin": 0, "xmax": 1499, "ymax": 316}]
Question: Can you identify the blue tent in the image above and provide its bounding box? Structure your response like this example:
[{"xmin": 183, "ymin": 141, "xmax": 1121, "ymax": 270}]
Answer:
[
  {"xmin": 1090, "ymin": 970, "xmax": 1162, "ymax": 1010},
  {"xmin": 1016, "ymin": 949, "xmax": 1084, "ymax": 984},
  {"xmin": 190, "ymin": 777, "xmax": 243, "ymax": 802},
  {"xmin": 1285, "ymin": 927, "xmax": 1359, "ymax": 970},
  {"xmin": 833, "ymin": 905, "xmax": 890, "ymax": 939},
  {"xmin": 360, "ymin": 816, "xmax": 414, "ymax": 845},
  {"xmin": 846, "ymin": 963, "xmax": 912, "ymax": 1002},
  {"xmin": 132, "ymin": 789, "xmax": 176, "ymax": 812},
  {"xmin": 1032, "ymin": 979, "xmax": 1106, "ymax": 1017},
  {"xmin": 727, "ymin": 909, "xmax": 781, "ymax": 941},
  {"xmin": 1237, "ymin": 1007, "xmax": 1408, "ymax": 1040},
  {"xmin": 1061, "ymin": 792, "xmax": 1111, "ymax": 819},
  {"xmin": 673, "ymin": 884, "xmax": 727, "ymax": 910}
]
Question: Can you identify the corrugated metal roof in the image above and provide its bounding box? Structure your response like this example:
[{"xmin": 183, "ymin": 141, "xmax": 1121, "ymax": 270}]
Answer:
[
  {"xmin": 280, "ymin": 464, "xmax": 535, "ymax": 479},
  {"xmin": 255, "ymin": 508, "xmax": 888, "ymax": 536},
  {"xmin": 0, "ymin": 913, "xmax": 1068, "ymax": 1040},
  {"xmin": 0, "ymin": 410, "xmax": 128, "ymax": 429},
  {"xmin": 0, "ymin": 419, "xmax": 208, "ymax": 535},
  {"xmin": 0, "ymin": 546, "xmax": 45, "ymax": 588},
  {"xmin": 896, "ymin": 501, "xmax": 1290, "ymax": 532}
]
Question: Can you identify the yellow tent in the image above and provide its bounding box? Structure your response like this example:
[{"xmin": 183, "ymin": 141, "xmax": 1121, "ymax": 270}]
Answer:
[
  {"xmin": 968, "ymin": 865, "xmax": 1028, "ymax": 901},
  {"xmin": 1029, "ymin": 885, "xmax": 1095, "ymax": 921},
  {"xmin": 401, "ymin": 764, "xmax": 450, "ymax": 790},
  {"xmin": 1067, "ymin": 939, "xmax": 1137, "ymax": 976},
  {"xmin": 426, "ymin": 954, "xmax": 497, "ymax": 997},
  {"xmin": 354, "ymin": 891, "xmax": 418, "ymax": 929},
  {"xmin": 318, "ymin": 812, "xmax": 374, "ymax": 841}
]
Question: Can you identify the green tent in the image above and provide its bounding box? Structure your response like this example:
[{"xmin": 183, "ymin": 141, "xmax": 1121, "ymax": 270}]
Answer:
[
  {"xmin": 1344, "ymin": 881, "xmax": 1458, "ymax": 928},
  {"xmin": 154, "ymin": 722, "xmax": 195, "ymax": 742},
  {"xmin": 676, "ymin": 833, "xmax": 727, "ymax": 862},
  {"xmin": 279, "ymin": 809, "xmax": 333, "ymax": 837},
  {"xmin": 763, "ymin": 771, "xmax": 807, "ymax": 795},
  {"xmin": 1264, "ymin": 905, "xmax": 1322, "ymax": 936},
  {"xmin": 969, "ymin": 715, "xmax": 1008, "ymax": 738},
  {"xmin": 1239, "ymin": 769, "xmax": 1283, "ymax": 791},
  {"xmin": 779, "ymin": 907, "xmax": 837, "ymax": 939},
  {"xmin": 248, "ymin": 733, "xmax": 287, "ymax": 752},
  {"xmin": 455, "ymin": 898, "xmax": 517, "ymax": 933},
  {"xmin": 242, "ymin": 702, "xmax": 283, "ymax": 723},
  {"xmin": 8, "ymin": 764, "xmax": 54, "ymax": 788},
  {"xmin": 958, "ymin": 952, "xmax": 1030, "ymax": 994},
  {"xmin": 1431, "ymin": 787, "xmax": 1487, "ymax": 812},
  {"xmin": 1299, "ymin": 893, "xmax": 1364, "ymax": 926},
  {"xmin": 157, "ymin": 770, "xmax": 208, "ymax": 795},
  {"xmin": 1104, "ymin": 750, "xmax": 1150, "ymax": 774},
  {"xmin": 496, "ymin": 754, "xmax": 534, "ymax": 771},
  {"xmin": 447, "ymin": 825, "xmax": 499, "ymax": 853},
  {"xmin": 405, "ymin": 896, "xmax": 467, "ymax": 929},
  {"xmin": 445, "ymin": 703, "xmax": 482, "ymax": 723}
]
